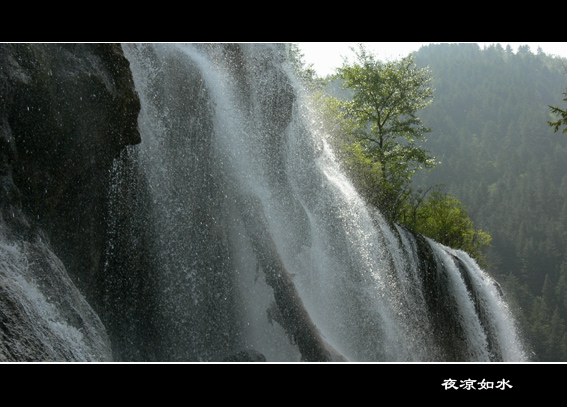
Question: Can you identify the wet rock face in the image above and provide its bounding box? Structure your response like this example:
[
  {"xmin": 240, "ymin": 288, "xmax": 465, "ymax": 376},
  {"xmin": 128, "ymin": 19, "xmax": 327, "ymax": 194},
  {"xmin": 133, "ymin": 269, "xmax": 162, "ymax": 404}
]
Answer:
[
  {"xmin": 2, "ymin": 44, "xmax": 139, "ymax": 211},
  {"xmin": 1, "ymin": 43, "xmax": 141, "ymax": 296},
  {"xmin": 0, "ymin": 43, "xmax": 141, "ymax": 361}
]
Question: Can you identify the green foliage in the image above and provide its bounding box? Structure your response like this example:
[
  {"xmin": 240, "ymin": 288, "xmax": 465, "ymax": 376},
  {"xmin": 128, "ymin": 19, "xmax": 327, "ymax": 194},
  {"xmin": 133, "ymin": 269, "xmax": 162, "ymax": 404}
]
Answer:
[
  {"xmin": 334, "ymin": 45, "xmax": 436, "ymax": 182},
  {"xmin": 549, "ymin": 90, "xmax": 567, "ymax": 134},
  {"xmin": 400, "ymin": 188, "xmax": 492, "ymax": 265},
  {"xmin": 307, "ymin": 45, "xmax": 490, "ymax": 263},
  {"xmin": 295, "ymin": 43, "xmax": 567, "ymax": 359},
  {"xmin": 325, "ymin": 44, "xmax": 438, "ymax": 220},
  {"xmin": 310, "ymin": 89, "xmax": 386, "ymax": 211},
  {"xmin": 411, "ymin": 42, "xmax": 567, "ymax": 361}
]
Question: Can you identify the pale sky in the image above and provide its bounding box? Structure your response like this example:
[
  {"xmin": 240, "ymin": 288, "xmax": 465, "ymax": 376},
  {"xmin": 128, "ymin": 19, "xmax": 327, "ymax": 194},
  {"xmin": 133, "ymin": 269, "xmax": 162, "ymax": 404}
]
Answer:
[{"xmin": 297, "ymin": 42, "xmax": 567, "ymax": 76}]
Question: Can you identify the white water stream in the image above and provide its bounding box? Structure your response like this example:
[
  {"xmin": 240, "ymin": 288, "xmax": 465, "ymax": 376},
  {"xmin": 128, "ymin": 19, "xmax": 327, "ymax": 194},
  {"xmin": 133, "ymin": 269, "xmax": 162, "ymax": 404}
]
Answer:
[{"xmin": 121, "ymin": 43, "xmax": 526, "ymax": 362}]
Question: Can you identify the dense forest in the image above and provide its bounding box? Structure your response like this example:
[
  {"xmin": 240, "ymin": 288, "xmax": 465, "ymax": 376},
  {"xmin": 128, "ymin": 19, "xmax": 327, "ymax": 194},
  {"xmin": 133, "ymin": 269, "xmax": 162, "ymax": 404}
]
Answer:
[
  {"xmin": 410, "ymin": 43, "xmax": 567, "ymax": 361},
  {"xmin": 297, "ymin": 42, "xmax": 567, "ymax": 361}
]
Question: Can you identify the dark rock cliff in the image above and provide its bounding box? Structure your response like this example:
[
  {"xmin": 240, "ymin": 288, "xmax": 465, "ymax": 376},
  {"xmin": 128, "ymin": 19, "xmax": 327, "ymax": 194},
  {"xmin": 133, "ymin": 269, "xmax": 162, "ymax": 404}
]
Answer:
[{"xmin": 0, "ymin": 43, "xmax": 141, "ymax": 361}]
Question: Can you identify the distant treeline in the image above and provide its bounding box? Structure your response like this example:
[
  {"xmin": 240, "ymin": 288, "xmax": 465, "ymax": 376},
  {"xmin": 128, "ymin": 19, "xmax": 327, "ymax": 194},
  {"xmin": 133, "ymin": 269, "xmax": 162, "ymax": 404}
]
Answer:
[{"xmin": 412, "ymin": 43, "xmax": 567, "ymax": 361}]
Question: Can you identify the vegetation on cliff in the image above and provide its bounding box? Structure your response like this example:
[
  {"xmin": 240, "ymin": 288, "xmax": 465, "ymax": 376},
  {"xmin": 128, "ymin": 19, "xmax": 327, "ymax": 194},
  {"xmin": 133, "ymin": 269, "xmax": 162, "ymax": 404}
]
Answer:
[
  {"xmin": 291, "ymin": 44, "xmax": 492, "ymax": 266},
  {"xmin": 292, "ymin": 42, "xmax": 567, "ymax": 361}
]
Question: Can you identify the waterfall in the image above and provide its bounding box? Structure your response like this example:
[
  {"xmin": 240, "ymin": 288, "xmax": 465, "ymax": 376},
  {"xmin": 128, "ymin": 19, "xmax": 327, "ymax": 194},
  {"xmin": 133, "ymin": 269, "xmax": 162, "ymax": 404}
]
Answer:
[
  {"xmin": 118, "ymin": 43, "xmax": 526, "ymax": 362},
  {"xmin": 0, "ymin": 228, "xmax": 112, "ymax": 362}
]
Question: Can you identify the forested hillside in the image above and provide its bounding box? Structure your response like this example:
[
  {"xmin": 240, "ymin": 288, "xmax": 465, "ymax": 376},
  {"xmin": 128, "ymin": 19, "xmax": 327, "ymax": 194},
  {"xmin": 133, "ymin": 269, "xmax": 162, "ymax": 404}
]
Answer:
[{"xmin": 412, "ymin": 43, "xmax": 567, "ymax": 361}]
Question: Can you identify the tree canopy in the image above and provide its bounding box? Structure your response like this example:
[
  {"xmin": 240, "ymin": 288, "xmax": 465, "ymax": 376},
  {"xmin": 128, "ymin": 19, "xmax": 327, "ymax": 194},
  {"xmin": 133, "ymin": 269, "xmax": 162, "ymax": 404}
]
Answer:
[
  {"xmin": 549, "ymin": 90, "xmax": 567, "ymax": 134},
  {"xmin": 334, "ymin": 45, "xmax": 437, "ymax": 207},
  {"xmin": 399, "ymin": 187, "xmax": 492, "ymax": 265},
  {"xmin": 296, "ymin": 44, "xmax": 491, "ymax": 265}
]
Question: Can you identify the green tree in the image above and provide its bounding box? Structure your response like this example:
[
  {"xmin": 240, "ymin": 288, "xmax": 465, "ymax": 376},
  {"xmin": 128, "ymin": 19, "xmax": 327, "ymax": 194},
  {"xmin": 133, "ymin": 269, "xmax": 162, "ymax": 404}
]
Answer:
[
  {"xmin": 549, "ymin": 90, "xmax": 567, "ymax": 134},
  {"xmin": 310, "ymin": 88, "xmax": 385, "ymax": 207},
  {"xmin": 401, "ymin": 188, "xmax": 492, "ymax": 265},
  {"xmin": 333, "ymin": 44, "xmax": 437, "ymax": 219},
  {"xmin": 305, "ymin": 45, "xmax": 492, "ymax": 265}
]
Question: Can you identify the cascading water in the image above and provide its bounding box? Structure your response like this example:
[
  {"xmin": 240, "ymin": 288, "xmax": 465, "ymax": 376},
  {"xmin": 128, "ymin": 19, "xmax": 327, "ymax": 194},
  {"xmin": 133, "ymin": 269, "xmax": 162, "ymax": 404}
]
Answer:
[
  {"xmin": 119, "ymin": 43, "xmax": 527, "ymax": 362},
  {"xmin": 0, "ymin": 228, "xmax": 113, "ymax": 362}
]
